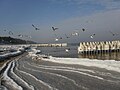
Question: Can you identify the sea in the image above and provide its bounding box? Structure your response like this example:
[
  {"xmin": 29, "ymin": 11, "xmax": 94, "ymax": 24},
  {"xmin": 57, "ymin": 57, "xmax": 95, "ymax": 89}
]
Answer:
[{"xmin": 38, "ymin": 44, "xmax": 120, "ymax": 61}]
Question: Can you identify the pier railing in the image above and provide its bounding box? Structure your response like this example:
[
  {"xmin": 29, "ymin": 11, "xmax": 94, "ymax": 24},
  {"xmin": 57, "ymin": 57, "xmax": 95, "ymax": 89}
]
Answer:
[{"xmin": 78, "ymin": 40, "xmax": 120, "ymax": 54}]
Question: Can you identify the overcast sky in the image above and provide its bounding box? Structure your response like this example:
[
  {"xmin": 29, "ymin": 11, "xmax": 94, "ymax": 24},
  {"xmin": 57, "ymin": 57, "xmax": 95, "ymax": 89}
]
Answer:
[{"xmin": 0, "ymin": 0, "xmax": 120, "ymax": 43}]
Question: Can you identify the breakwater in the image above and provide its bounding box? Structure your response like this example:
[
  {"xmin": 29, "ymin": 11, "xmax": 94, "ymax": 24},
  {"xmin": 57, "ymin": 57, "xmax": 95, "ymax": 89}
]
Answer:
[
  {"xmin": 31, "ymin": 43, "xmax": 67, "ymax": 47},
  {"xmin": 78, "ymin": 40, "xmax": 120, "ymax": 54}
]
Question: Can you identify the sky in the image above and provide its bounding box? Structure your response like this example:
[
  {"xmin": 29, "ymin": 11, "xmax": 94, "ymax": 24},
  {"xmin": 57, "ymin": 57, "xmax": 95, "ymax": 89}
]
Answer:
[{"xmin": 0, "ymin": 0, "xmax": 120, "ymax": 43}]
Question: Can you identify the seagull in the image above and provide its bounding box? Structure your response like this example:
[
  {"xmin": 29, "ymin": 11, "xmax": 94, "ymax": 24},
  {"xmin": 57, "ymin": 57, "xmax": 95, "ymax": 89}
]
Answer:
[
  {"xmin": 32, "ymin": 24, "xmax": 40, "ymax": 30},
  {"xmin": 59, "ymin": 37, "xmax": 62, "ymax": 39},
  {"xmin": 71, "ymin": 31, "xmax": 79, "ymax": 36},
  {"xmin": 55, "ymin": 38, "xmax": 59, "ymax": 41},
  {"xmin": 55, "ymin": 37, "xmax": 62, "ymax": 41},
  {"xmin": 25, "ymin": 35, "xmax": 32, "ymax": 38},
  {"xmin": 8, "ymin": 31, "xmax": 13, "ymax": 35},
  {"xmin": 54, "ymin": 34, "xmax": 62, "ymax": 41},
  {"xmin": 90, "ymin": 34, "xmax": 95, "ymax": 39},
  {"xmin": 18, "ymin": 34, "xmax": 23, "ymax": 38},
  {"xmin": 82, "ymin": 28, "xmax": 85, "ymax": 31},
  {"xmin": 65, "ymin": 34, "xmax": 70, "ymax": 38},
  {"xmin": 65, "ymin": 48, "xmax": 70, "ymax": 53},
  {"xmin": 75, "ymin": 28, "xmax": 85, "ymax": 32},
  {"xmin": 109, "ymin": 31, "xmax": 119, "ymax": 36},
  {"xmin": 52, "ymin": 27, "xmax": 58, "ymax": 31}
]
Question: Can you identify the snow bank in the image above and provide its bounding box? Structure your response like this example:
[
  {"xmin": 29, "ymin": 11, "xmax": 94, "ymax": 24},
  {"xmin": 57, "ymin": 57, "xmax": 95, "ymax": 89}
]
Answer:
[
  {"xmin": 11, "ymin": 62, "xmax": 34, "ymax": 90},
  {"xmin": 2, "ymin": 62, "xmax": 23, "ymax": 90},
  {"xmin": 28, "ymin": 48, "xmax": 120, "ymax": 73},
  {"xmin": 0, "ymin": 45, "xmax": 30, "ymax": 61},
  {"xmin": 30, "ymin": 48, "xmax": 41, "ymax": 54},
  {"xmin": 0, "ymin": 51, "xmax": 22, "ymax": 60},
  {"xmin": 42, "ymin": 57, "xmax": 120, "ymax": 73},
  {"xmin": 28, "ymin": 47, "xmax": 41, "ymax": 57}
]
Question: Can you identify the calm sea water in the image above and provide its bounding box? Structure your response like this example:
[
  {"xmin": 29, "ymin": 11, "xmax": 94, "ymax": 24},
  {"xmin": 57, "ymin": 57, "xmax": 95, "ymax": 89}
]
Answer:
[
  {"xmin": 38, "ymin": 46, "xmax": 120, "ymax": 61},
  {"xmin": 38, "ymin": 46, "xmax": 78, "ymax": 58}
]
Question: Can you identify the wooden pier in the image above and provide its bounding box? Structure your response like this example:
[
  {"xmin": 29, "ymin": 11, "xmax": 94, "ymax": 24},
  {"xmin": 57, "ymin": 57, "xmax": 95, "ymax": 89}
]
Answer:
[{"xmin": 78, "ymin": 40, "xmax": 120, "ymax": 54}]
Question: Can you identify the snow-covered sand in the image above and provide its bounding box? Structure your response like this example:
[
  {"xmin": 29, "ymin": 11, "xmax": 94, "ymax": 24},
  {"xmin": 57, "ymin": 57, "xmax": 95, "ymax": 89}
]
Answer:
[
  {"xmin": 42, "ymin": 57, "xmax": 120, "ymax": 73},
  {"xmin": 1, "ymin": 47, "xmax": 120, "ymax": 90},
  {"xmin": 28, "ymin": 48, "xmax": 120, "ymax": 73},
  {"xmin": 0, "ymin": 45, "xmax": 30, "ymax": 61}
]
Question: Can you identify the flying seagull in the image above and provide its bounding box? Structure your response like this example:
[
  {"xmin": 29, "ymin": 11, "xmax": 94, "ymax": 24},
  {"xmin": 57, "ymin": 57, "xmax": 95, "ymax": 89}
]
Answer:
[
  {"xmin": 25, "ymin": 35, "xmax": 32, "ymax": 38},
  {"xmin": 9, "ymin": 31, "xmax": 13, "ymax": 35},
  {"xmin": 82, "ymin": 28, "xmax": 85, "ymax": 32},
  {"xmin": 52, "ymin": 27, "xmax": 58, "ymax": 31},
  {"xmin": 109, "ymin": 31, "xmax": 119, "ymax": 36},
  {"xmin": 54, "ymin": 37, "xmax": 63, "ymax": 41},
  {"xmin": 71, "ymin": 31, "xmax": 79, "ymax": 36},
  {"xmin": 59, "ymin": 37, "xmax": 62, "ymax": 40},
  {"xmin": 18, "ymin": 34, "xmax": 23, "ymax": 38},
  {"xmin": 32, "ymin": 24, "xmax": 40, "ymax": 30},
  {"xmin": 54, "ymin": 34, "xmax": 62, "ymax": 41},
  {"xmin": 55, "ymin": 38, "xmax": 59, "ymax": 42},
  {"xmin": 65, "ymin": 34, "xmax": 70, "ymax": 38},
  {"xmin": 90, "ymin": 34, "xmax": 95, "ymax": 39}
]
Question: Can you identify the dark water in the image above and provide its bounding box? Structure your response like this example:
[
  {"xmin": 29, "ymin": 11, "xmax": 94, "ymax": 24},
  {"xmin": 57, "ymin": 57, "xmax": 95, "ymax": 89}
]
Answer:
[
  {"xmin": 38, "ymin": 46, "xmax": 78, "ymax": 58},
  {"xmin": 38, "ymin": 46, "xmax": 120, "ymax": 60}
]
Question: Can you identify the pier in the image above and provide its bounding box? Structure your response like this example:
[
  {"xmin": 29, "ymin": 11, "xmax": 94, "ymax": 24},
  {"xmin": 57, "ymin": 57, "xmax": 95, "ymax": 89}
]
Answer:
[
  {"xmin": 31, "ymin": 43, "xmax": 67, "ymax": 47},
  {"xmin": 78, "ymin": 40, "xmax": 120, "ymax": 54}
]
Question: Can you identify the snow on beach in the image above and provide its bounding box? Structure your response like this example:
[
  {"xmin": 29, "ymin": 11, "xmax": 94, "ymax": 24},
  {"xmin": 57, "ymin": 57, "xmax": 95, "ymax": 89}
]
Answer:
[
  {"xmin": 42, "ymin": 57, "xmax": 120, "ymax": 73},
  {"xmin": 0, "ymin": 45, "xmax": 31, "ymax": 90},
  {"xmin": 0, "ymin": 45, "xmax": 30, "ymax": 61},
  {"xmin": 1, "ymin": 62, "xmax": 23, "ymax": 90},
  {"xmin": 1, "ymin": 47, "xmax": 120, "ymax": 90},
  {"xmin": 29, "ymin": 48, "xmax": 120, "ymax": 73}
]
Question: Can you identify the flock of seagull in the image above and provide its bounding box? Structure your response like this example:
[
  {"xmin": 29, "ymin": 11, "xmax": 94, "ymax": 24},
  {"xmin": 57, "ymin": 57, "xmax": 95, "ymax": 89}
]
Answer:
[
  {"xmin": 2, "ymin": 24, "xmax": 119, "ymax": 52},
  {"xmin": 3, "ymin": 29, "xmax": 31, "ymax": 39},
  {"xmin": 31, "ymin": 24, "xmax": 97, "ymax": 42},
  {"xmin": 31, "ymin": 24, "xmax": 119, "ymax": 53},
  {"xmin": 52, "ymin": 26, "xmax": 86, "ymax": 41},
  {"xmin": 3, "ymin": 24, "xmax": 119, "ymax": 42}
]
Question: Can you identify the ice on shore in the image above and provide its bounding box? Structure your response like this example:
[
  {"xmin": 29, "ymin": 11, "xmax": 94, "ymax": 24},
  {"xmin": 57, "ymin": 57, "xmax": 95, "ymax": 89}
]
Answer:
[
  {"xmin": 0, "ymin": 45, "xmax": 30, "ymax": 61},
  {"xmin": 41, "ymin": 56, "xmax": 120, "ymax": 73},
  {"xmin": 29, "ymin": 48, "xmax": 120, "ymax": 73},
  {"xmin": 2, "ymin": 62, "xmax": 23, "ymax": 90}
]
